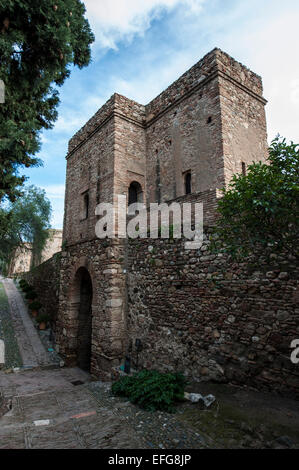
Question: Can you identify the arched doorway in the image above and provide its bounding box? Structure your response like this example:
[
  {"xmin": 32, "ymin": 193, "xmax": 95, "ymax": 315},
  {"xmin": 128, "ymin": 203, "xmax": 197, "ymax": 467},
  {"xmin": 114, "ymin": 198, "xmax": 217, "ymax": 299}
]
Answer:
[{"xmin": 74, "ymin": 267, "xmax": 93, "ymax": 371}]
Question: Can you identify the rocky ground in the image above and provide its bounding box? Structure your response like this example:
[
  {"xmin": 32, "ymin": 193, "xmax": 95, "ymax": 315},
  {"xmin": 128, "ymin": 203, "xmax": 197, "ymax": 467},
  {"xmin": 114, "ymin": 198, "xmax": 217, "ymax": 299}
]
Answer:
[
  {"xmin": 1, "ymin": 366, "xmax": 298, "ymax": 449},
  {"xmin": 89, "ymin": 380, "xmax": 299, "ymax": 449}
]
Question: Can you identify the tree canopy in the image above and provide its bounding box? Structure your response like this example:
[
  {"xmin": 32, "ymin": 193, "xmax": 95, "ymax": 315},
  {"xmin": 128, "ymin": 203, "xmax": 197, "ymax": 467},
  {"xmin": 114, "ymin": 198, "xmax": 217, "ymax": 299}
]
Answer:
[
  {"xmin": 0, "ymin": 185, "xmax": 52, "ymax": 273},
  {"xmin": 212, "ymin": 137, "xmax": 299, "ymax": 258},
  {"xmin": 0, "ymin": 1, "xmax": 94, "ymax": 202}
]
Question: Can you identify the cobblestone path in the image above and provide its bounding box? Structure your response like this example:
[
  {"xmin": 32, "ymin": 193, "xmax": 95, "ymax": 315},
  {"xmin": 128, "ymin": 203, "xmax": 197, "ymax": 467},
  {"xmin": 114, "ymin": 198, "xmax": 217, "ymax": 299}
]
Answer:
[
  {"xmin": 1, "ymin": 277, "xmax": 297, "ymax": 450},
  {"xmin": 1, "ymin": 278, "xmax": 54, "ymax": 369},
  {"xmin": 0, "ymin": 278, "xmax": 146, "ymax": 449},
  {"xmin": 0, "ymin": 367, "xmax": 145, "ymax": 449}
]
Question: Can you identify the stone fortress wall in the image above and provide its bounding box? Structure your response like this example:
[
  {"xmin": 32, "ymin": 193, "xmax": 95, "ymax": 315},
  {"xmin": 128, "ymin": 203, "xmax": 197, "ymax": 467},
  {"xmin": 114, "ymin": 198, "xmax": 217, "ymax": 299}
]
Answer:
[
  {"xmin": 9, "ymin": 229, "xmax": 62, "ymax": 276},
  {"xmin": 25, "ymin": 233, "xmax": 299, "ymax": 398},
  {"xmin": 126, "ymin": 237, "xmax": 299, "ymax": 398},
  {"xmin": 22, "ymin": 49, "xmax": 299, "ymax": 398},
  {"xmin": 63, "ymin": 48, "xmax": 268, "ymax": 239}
]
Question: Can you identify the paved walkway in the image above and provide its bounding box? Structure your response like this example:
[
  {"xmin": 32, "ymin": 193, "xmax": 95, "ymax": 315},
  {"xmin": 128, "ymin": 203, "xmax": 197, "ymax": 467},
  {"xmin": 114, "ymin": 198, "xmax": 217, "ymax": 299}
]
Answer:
[
  {"xmin": 1, "ymin": 278, "xmax": 54, "ymax": 369},
  {"xmin": 1, "ymin": 278, "xmax": 297, "ymax": 449},
  {"xmin": 0, "ymin": 367, "xmax": 145, "ymax": 449},
  {"xmin": 0, "ymin": 278, "xmax": 145, "ymax": 449}
]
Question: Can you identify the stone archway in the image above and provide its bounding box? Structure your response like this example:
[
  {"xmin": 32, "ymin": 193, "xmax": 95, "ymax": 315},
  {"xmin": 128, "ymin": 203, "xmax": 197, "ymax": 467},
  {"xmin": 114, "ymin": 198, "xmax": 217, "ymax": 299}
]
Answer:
[
  {"xmin": 72, "ymin": 267, "xmax": 93, "ymax": 371},
  {"xmin": 58, "ymin": 252, "xmax": 127, "ymax": 380}
]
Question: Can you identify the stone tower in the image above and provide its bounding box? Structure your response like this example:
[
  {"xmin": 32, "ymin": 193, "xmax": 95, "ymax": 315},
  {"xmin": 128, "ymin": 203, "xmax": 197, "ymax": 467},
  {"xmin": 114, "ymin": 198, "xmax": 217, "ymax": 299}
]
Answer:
[{"xmin": 57, "ymin": 48, "xmax": 268, "ymax": 379}]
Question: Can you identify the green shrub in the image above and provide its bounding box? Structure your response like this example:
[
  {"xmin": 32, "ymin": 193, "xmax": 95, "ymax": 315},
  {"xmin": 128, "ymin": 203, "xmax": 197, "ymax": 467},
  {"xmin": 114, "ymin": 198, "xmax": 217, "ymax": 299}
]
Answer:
[
  {"xmin": 25, "ymin": 290, "xmax": 37, "ymax": 300},
  {"xmin": 28, "ymin": 301, "xmax": 42, "ymax": 311},
  {"xmin": 111, "ymin": 369, "xmax": 187, "ymax": 413},
  {"xmin": 19, "ymin": 279, "xmax": 27, "ymax": 287}
]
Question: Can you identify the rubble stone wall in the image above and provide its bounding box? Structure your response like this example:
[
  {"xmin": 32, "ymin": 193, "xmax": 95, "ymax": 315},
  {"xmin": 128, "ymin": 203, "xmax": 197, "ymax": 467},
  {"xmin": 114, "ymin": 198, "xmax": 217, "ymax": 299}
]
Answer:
[
  {"xmin": 126, "ymin": 235, "xmax": 299, "ymax": 399},
  {"xmin": 55, "ymin": 238, "xmax": 127, "ymax": 380},
  {"xmin": 23, "ymin": 253, "xmax": 61, "ymax": 330},
  {"xmin": 22, "ymin": 233, "xmax": 299, "ymax": 399}
]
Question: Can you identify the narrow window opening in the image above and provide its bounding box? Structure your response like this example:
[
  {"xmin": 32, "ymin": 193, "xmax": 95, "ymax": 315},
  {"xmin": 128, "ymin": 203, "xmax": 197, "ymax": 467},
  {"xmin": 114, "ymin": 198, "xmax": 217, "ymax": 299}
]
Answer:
[
  {"xmin": 242, "ymin": 162, "xmax": 247, "ymax": 176},
  {"xmin": 207, "ymin": 116, "xmax": 212, "ymax": 124},
  {"xmin": 184, "ymin": 171, "xmax": 192, "ymax": 195},
  {"xmin": 83, "ymin": 193, "xmax": 89, "ymax": 219}
]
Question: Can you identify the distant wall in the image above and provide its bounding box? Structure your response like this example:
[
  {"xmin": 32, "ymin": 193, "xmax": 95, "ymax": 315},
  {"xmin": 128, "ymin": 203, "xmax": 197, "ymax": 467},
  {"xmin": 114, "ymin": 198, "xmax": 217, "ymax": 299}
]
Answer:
[
  {"xmin": 9, "ymin": 229, "xmax": 62, "ymax": 276},
  {"xmin": 23, "ymin": 253, "xmax": 61, "ymax": 333},
  {"xmin": 40, "ymin": 230, "xmax": 63, "ymax": 264},
  {"xmin": 8, "ymin": 244, "xmax": 32, "ymax": 275}
]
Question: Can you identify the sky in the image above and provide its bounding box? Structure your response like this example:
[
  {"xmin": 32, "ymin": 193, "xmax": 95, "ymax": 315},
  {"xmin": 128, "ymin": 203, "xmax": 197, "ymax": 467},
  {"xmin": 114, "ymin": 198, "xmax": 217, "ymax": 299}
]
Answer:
[{"xmin": 22, "ymin": 0, "xmax": 299, "ymax": 228}]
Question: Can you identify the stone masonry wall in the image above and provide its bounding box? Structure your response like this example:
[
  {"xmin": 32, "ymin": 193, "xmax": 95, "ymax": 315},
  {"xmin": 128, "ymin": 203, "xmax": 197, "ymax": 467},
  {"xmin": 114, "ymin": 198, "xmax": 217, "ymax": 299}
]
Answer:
[
  {"xmin": 53, "ymin": 47, "xmax": 288, "ymax": 395},
  {"xmin": 23, "ymin": 253, "xmax": 61, "ymax": 332},
  {"xmin": 145, "ymin": 48, "xmax": 267, "ymax": 203},
  {"xmin": 64, "ymin": 111, "xmax": 116, "ymax": 245},
  {"xmin": 22, "ymin": 232, "xmax": 299, "ymax": 399},
  {"xmin": 217, "ymin": 53, "xmax": 268, "ymax": 184},
  {"xmin": 9, "ymin": 230, "xmax": 62, "ymax": 276},
  {"xmin": 126, "ymin": 235, "xmax": 299, "ymax": 399},
  {"xmin": 145, "ymin": 75, "xmax": 224, "ymax": 203},
  {"xmin": 56, "ymin": 238, "xmax": 127, "ymax": 380},
  {"xmin": 65, "ymin": 49, "xmax": 268, "ymax": 225}
]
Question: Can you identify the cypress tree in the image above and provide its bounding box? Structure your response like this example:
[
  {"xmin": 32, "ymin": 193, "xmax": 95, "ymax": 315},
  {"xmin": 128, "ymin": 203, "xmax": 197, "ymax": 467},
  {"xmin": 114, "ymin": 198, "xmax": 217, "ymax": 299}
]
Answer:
[{"xmin": 0, "ymin": 1, "xmax": 94, "ymax": 202}]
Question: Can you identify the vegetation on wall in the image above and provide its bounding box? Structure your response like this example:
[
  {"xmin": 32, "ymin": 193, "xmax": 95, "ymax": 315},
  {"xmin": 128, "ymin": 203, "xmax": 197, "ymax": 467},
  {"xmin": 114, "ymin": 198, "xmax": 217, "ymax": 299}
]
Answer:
[{"xmin": 212, "ymin": 136, "xmax": 299, "ymax": 258}]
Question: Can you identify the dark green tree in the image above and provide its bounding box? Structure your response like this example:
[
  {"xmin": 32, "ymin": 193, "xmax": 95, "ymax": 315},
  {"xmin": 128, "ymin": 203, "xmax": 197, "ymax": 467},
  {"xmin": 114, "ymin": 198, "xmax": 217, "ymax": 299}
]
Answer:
[
  {"xmin": 0, "ymin": 185, "xmax": 52, "ymax": 274},
  {"xmin": 212, "ymin": 136, "xmax": 299, "ymax": 257},
  {"xmin": 0, "ymin": 1, "xmax": 94, "ymax": 202}
]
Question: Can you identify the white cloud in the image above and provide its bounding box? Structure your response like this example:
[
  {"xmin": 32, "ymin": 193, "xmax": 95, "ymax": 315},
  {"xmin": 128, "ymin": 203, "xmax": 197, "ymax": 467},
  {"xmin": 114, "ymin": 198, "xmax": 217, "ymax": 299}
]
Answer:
[
  {"xmin": 84, "ymin": 0, "xmax": 205, "ymax": 49},
  {"xmin": 109, "ymin": 50, "xmax": 200, "ymax": 104},
  {"xmin": 51, "ymin": 209, "xmax": 64, "ymax": 229},
  {"xmin": 54, "ymin": 115, "xmax": 86, "ymax": 134},
  {"xmin": 33, "ymin": 1, "xmax": 299, "ymax": 230},
  {"xmin": 238, "ymin": 10, "xmax": 299, "ymax": 143},
  {"xmin": 290, "ymin": 79, "xmax": 299, "ymax": 106},
  {"xmin": 92, "ymin": 1, "xmax": 299, "ymax": 143},
  {"xmin": 41, "ymin": 184, "xmax": 65, "ymax": 202}
]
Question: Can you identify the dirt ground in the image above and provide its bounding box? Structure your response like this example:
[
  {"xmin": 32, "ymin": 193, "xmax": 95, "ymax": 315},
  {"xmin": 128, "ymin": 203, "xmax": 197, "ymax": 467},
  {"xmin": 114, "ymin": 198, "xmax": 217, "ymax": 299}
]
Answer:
[{"xmin": 178, "ymin": 381, "xmax": 299, "ymax": 448}]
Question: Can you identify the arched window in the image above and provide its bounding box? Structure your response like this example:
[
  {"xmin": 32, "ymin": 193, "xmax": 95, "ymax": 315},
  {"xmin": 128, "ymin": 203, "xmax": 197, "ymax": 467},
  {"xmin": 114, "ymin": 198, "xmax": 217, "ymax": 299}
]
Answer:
[
  {"xmin": 128, "ymin": 181, "xmax": 143, "ymax": 205},
  {"xmin": 184, "ymin": 172, "xmax": 192, "ymax": 195}
]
